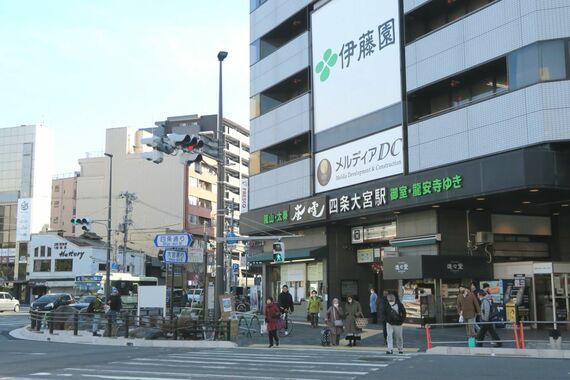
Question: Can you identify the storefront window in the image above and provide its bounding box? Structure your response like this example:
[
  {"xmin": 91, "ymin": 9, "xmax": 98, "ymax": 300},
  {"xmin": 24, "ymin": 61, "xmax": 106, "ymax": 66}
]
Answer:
[
  {"xmin": 55, "ymin": 259, "xmax": 73, "ymax": 272},
  {"xmin": 34, "ymin": 259, "xmax": 51, "ymax": 272}
]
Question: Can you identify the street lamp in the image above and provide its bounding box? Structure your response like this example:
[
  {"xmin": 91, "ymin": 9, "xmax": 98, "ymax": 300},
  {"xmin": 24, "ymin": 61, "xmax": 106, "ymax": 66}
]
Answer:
[
  {"xmin": 215, "ymin": 50, "xmax": 228, "ymax": 320},
  {"xmin": 104, "ymin": 153, "xmax": 113, "ymax": 300}
]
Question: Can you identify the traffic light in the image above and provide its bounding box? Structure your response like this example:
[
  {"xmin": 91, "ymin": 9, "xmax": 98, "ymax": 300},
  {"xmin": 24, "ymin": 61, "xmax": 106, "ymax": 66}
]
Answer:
[
  {"xmin": 141, "ymin": 135, "xmax": 175, "ymax": 155},
  {"xmin": 71, "ymin": 217, "xmax": 92, "ymax": 231},
  {"xmin": 167, "ymin": 133, "xmax": 204, "ymax": 153},
  {"xmin": 272, "ymin": 242, "xmax": 285, "ymax": 262},
  {"xmin": 140, "ymin": 150, "xmax": 164, "ymax": 164}
]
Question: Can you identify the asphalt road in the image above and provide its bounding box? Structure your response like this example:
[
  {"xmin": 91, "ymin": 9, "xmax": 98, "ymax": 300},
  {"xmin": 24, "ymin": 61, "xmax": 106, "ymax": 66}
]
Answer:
[{"xmin": 0, "ymin": 312, "xmax": 569, "ymax": 380}]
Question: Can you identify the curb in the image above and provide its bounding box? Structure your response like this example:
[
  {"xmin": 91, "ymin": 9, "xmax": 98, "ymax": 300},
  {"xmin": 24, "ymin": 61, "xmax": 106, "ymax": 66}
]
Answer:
[
  {"xmin": 247, "ymin": 343, "xmax": 419, "ymax": 352},
  {"xmin": 426, "ymin": 346, "xmax": 570, "ymax": 359},
  {"xmin": 10, "ymin": 327, "xmax": 237, "ymax": 349}
]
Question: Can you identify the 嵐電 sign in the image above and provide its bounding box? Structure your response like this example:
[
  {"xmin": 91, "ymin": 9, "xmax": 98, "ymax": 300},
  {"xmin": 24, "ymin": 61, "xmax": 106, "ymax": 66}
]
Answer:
[{"xmin": 154, "ymin": 233, "xmax": 193, "ymax": 248}]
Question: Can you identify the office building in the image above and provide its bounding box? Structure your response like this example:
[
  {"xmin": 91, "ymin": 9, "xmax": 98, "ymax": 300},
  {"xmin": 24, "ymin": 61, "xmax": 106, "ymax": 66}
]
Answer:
[{"xmin": 243, "ymin": 0, "xmax": 570, "ymax": 324}]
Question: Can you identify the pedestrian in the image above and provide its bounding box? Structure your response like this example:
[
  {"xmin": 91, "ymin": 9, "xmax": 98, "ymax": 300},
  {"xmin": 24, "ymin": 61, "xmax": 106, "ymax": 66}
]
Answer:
[
  {"xmin": 326, "ymin": 298, "xmax": 344, "ymax": 346},
  {"xmin": 277, "ymin": 285, "xmax": 294, "ymax": 334},
  {"xmin": 476, "ymin": 290, "xmax": 501, "ymax": 347},
  {"xmin": 456, "ymin": 285, "xmax": 480, "ymax": 338},
  {"xmin": 383, "ymin": 293, "xmax": 406, "ymax": 354},
  {"xmin": 343, "ymin": 295, "xmax": 364, "ymax": 347},
  {"xmin": 379, "ymin": 290, "xmax": 389, "ymax": 344},
  {"xmin": 369, "ymin": 288, "xmax": 378, "ymax": 324},
  {"xmin": 264, "ymin": 296, "xmax": 281, "ymax": 348},
  {"xmin": 87, "ymin": 290, "xmax": 105, "ymax": 336},
  {"xmin": 106, "ymin": 287, "xmax": 122, "ymax": 335},
  {"xmin": 307, "ymin": 290, "xmax": 321, "ymax": 328}
]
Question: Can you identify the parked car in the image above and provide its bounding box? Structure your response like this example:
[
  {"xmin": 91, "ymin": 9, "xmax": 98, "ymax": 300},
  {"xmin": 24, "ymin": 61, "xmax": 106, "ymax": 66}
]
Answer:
[
  {"xmin": 0, "ymin": 292, "xmax": 20, "ymax": 312},
  {"xmin": 30, "ymin": 293, "xmax": 75, "ymax": 311},
  {"xmin": 187, "ymin": 288, "xmax": 203, "ymax": 305},
  {"xmin": 71, "ymin": 295, "xmax": 97, "ymax": 311}
]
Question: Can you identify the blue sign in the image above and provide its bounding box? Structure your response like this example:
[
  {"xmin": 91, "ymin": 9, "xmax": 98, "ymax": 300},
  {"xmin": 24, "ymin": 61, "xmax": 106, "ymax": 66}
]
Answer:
[
  {"xmin": 227, "ymin": 232, "xmax": 237, "ymax": 245},
  {"xmin": 154, "ymin": 233, "xmax": 193, "ymax": 248},
  {"xmin": 163, "ymin": 249, "xmax": 189, "ymax": 264},
  {"xmin": 232, "ymin": 263, "xmax": 240, "ymax": 274}
]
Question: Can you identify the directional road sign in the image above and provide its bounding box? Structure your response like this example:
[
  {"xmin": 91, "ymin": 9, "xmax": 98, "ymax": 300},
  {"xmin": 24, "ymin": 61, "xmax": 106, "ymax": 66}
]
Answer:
[
  {"xmin": 154, "ymin": 233, "xmax": 193, "ymax": 248},
  {"xmin": 162, "ymin": 249, "xmax": 189, "ymax": 264}
]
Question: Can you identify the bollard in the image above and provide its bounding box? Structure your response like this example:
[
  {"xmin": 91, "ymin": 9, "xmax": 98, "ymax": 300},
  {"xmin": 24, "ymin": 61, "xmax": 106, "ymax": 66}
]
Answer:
[
  {"xmin": 48, "ymin": 312, "xmax": 54, "ymax": 335},
  {"xmin": 513, "ymin": 322, "xmax": 520, "ymax": 349},
  {"xmin": 519, "ymin": 322, "xmax": 525, "ymax": 349},
  {"xmin": 124, "ymin": 315, "xmax": 130, "ymax": 339},
  {"xmin": 174, "ymin": 317, "xmax": 178, "ymax": 340},
  {"xmin": 35, "ymin": 312, "xmax": 41, "ymax": 332},
  {"xmin": 425, "ymin": 325, "xmax": 433, "ymax": 349},
  {"xmin": 73, "ymin": 313, "xmax": 79, "ymax": 336}
]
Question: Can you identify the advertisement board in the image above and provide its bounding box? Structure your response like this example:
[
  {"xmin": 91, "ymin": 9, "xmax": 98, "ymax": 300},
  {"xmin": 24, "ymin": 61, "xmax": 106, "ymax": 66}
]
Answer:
[
  {"xmin": 16, "ymin": 198, "xmax": 32, "ymax": 242},
  {"xmin": 315, "ymin": 127, "xmax": 403, "ymax": 193},
  {"xmin": 240, "ymin": 178, "xmax": 249, "ymax": 213},
  {"xmin": 311, "ymin": 0, "xmax": 401, "ymax": 134}
]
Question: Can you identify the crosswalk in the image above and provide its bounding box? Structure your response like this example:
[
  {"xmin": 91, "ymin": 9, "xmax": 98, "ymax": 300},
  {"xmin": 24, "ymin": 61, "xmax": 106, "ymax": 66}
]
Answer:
[{"xmin": 9, "ymin": 347, "xmax": 412, "ymax": 380}]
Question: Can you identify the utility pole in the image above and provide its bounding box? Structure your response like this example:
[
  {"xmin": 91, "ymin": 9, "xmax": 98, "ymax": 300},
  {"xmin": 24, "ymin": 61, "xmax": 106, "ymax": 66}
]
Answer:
[
  {"xmin": 202, "ymin": 221, "xmax": 209, "ymax": 320},
  {"xmin": 119, "ymin": 192, "xmax": 137, "ymax": 272}
]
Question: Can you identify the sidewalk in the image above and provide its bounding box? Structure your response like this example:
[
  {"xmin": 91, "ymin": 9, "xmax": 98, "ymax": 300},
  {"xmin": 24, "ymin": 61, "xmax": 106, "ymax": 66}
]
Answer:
[{"xmin": 10, "ymin": 326, "xmax": 236, "ymax": 348}]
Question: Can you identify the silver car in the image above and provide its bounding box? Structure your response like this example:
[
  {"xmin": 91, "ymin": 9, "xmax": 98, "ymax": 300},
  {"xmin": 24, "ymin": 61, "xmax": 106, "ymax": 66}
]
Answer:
[{"xmin": 0, "ymin": 292, "xmax": 20, "ymax": 312}]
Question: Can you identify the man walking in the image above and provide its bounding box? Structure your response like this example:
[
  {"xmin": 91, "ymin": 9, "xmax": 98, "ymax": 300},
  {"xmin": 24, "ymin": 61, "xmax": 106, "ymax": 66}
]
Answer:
[
  {"xmin": 277, "ymin": 285, "xmax": 294, "ymax": 334},
  {"xmin": 87, "ymin": 290, "xmax": 105, "ymax": 336},
  {"xmin": 106, "ymin": 287, "xmax": 122, "ymax": 336},
  {"xmin": 379, "ymin": 290, "xmax": 389, "ymax": 344},
  {"xmin": 476, "ymin": 290, "xmax": 501, "ymax": 347},
  {"xmin": 457, "ymin": 285, "xmax": 480, "ymax": 338},
  {"xmin": 383, "ymin": 293, "xmax": 406, "ymax": 354}
]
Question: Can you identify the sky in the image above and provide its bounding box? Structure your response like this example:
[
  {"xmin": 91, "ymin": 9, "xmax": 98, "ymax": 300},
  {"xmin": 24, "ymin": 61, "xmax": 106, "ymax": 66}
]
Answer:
[{"xmin": 0, "ymin": 0, "xmax": 249, "ymax": 174}]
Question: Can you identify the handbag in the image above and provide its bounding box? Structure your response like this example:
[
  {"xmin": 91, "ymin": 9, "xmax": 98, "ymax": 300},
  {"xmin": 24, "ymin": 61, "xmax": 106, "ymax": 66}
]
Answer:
[
  {"xmin": 260, "ymin": 322, "xmax": 268, "ymax": 334},
  {"xmin": 334, "ymin": 319, "xmax": 344, "ymax": 327},
  {"xmin": 355, "ymin": 317, "xmax": 368, "ymax": 329}
]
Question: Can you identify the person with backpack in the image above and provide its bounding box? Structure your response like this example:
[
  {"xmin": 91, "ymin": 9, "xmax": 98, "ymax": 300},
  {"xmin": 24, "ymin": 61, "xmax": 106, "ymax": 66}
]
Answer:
[
  {"xmin": 383, "ymin": 293, "xmax": 406, "ymax": 354},
  {"xmin": 475, "ymin": 290, "xmax": 502, "ymax": 347}
]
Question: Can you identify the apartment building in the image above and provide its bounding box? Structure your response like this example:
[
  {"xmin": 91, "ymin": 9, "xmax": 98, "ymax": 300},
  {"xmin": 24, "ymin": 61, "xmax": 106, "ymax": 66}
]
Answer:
[{"xmin": 50, "ymin": 172, "xmax": 79, "ymax": 235}]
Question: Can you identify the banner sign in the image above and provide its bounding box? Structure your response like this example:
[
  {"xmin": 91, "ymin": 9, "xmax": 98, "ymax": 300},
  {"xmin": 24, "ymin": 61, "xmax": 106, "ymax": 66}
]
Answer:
[{"xmin": 315, "ymin": 127, "xmax": 403, "ymax": 193}]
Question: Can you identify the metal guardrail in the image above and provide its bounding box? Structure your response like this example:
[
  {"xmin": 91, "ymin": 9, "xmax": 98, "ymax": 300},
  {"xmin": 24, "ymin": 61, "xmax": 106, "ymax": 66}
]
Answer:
[
  {"xmin": 425, "ymin": 320, "xmax": 570, "ymax": 350},
  {"xmin": 235, "ymin": 312, "xmax": 261, "ymax": 338},
  {"xmin": 29, "ymin": 310, "xmax": 231, "ymax": 341}
]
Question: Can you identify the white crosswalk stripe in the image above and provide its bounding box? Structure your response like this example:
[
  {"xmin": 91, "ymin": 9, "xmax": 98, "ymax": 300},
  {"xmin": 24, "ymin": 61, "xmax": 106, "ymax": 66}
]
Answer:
[{"xmin": 7, "ymin": 348, "xmax": 412, "ymax": 380}]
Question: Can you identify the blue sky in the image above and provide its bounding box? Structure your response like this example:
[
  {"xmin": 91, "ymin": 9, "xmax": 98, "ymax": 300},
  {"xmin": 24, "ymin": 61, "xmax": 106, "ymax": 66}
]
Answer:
[{"xmin": 0, "ymin": 0, "xmax": 249, "ymax": 174}]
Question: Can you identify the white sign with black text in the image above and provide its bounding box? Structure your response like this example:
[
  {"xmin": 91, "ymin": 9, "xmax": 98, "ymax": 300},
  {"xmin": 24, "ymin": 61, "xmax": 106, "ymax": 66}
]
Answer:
[
  {"xmin": 16, "ymin": 198, "xmax": 32, "ymax": 242},
  {"xmin": 315, "ymin": 127, "xmax": 403, "ymax": 193}
]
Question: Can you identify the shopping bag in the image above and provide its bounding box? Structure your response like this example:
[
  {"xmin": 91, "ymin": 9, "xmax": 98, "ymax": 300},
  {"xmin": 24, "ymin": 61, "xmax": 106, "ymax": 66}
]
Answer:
[
  {"xmin": 355, "ymin": 317, "xmax": 368, "ymax": 329},
  {"xmin": 260, "ymin": 322, "xmax": 268, "ymax": 334}
]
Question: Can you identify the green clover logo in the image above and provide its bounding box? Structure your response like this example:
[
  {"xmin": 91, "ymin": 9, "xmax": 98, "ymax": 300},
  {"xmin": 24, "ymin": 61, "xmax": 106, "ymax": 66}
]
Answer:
[{"xmin": 315, "ymin": 48, "xmax": 338, "ymax": 82}]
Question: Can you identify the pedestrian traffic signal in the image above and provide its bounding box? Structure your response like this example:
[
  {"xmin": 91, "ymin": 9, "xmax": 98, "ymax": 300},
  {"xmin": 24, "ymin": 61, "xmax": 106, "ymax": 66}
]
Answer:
[
  {"xmin": 272, "ymin": 242, "xmax": 285, "ymax": 262},
  {"xmin": 71, "ymin": 217, "xmax": 92, "ymax": 231}
]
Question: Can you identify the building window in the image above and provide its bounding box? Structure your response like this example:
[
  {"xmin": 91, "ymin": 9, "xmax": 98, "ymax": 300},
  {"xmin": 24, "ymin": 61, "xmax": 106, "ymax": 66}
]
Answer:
[
  {"xmin": 53, "ymin": 201, "xmax": 60, "ymax": 208},
  {"xmin": 250, "ymin": 133, "xmax": 311, "ymax": 175},
  {"xmin": 188, "ymin": 214, "xmax": 199, "ymax": 225},
  {"xmin": 250, "ymin": 7, "xmax": 309, "ymax": 65},
  {"xmin": 55, "ymin": 259, "xmax": 73, "ymax": 272},
  {"xmin": 250, "ymin": 68, "xmax": 310, "ymax": 119},
  {"xmin": 198, "ymin": 198, "xmax": 212, "ymax": 209},
  {"xmin": 508, "ymin": 40, "xmax": 567, "ymax": 90},
  {"xmin": 405, "ymin": 0, "xmax": 497, "ymax": 43},
  {"xmin": 54, "ymin": 185, "xmax": 60, "ymax": 192},
  {"xmin": 408, "ymin": 57, "xmax": 507, "ymax": 121},
  {"xmin": 34, "ymin": 247, "xmax": 39, "ymax": 257},
  {"xmin": 249, "ymin": 0, "xmax": 267, "ymax": 13},
  {"xmin": 98, "ymin": 263, "xmax": 106, "ymax": 271},
  {"xmin": 198, "ymin": 180, "xmax": 212, "ymax": 192},
  {"xmin": 34, "ymin": 259, "xmax": 51, "ymax": 272},
  {"xmin": 53, "ymin": 217, "xmax": 59, "ymax": 224},
  {"xmin": 188, "ymin": 196, "xmax": 198, "ymax": 206}
]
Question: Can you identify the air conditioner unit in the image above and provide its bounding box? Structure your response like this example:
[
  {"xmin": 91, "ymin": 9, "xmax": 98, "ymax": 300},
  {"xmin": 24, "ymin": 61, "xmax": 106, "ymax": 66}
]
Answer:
[{"xmin": 475, "ymin": 231, "xmax": 494, "ymax": 245}]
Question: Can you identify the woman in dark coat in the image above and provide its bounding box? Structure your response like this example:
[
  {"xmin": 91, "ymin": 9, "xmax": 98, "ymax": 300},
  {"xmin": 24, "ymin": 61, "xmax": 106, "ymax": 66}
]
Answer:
[
  {"xmin": 344, "ymin": 295, "xmax": 364, "ymax": 347},
  {"xmin": 326, "ymin": 297, "xmax": 344, "ymax": 346},
  {"xmin": 264, "ymin": 296, "xmax": 281, "ymax": 348}
]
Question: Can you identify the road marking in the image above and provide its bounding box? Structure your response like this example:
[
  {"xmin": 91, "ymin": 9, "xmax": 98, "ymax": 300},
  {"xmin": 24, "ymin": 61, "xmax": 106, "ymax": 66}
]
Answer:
[
  {"xmin": 288, "ymin": 369, "xmax": 369, "ymax": 375},
  {"xmin": 133, "ymin": 357, "xmax": 390, "ymax": 367},
  {"xmin": 30, "ymin": 373, "xmax": 52, "ymax": 376},
  {"xmin": 67, "ymin": 368, "xmax": 315, "ymax": 380}
]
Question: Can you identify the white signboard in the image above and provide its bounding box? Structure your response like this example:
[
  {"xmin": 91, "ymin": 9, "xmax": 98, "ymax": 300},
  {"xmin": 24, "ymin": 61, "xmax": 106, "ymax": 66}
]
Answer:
[
  {"xmin": 138, "ymin": 285, "xmax": 167, "ymax": 317},
  {"xmin": 312, "ymin": 0, "xmax": 401, "ymax": 134},
  {"xmin": 16, "ymin": 198, "xmax": 32, "ymax": 242},
  {"xmin": 240, "ymin": 178, "xmax": 249, "ymax": 213},
  {"xmin": 315, "ymin": 127, "xmax": 403, "ymax": 193},
  {"xmin": 533, "ymin": 262, "xmax": 553, "ymax": 274}
]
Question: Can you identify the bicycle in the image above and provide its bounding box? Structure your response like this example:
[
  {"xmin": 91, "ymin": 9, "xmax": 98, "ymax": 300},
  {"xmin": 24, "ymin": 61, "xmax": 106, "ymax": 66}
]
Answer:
[{"xmin": 278, "ymin": 310, "xmax": 293, "ymax": 337}]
